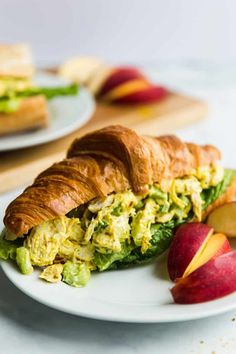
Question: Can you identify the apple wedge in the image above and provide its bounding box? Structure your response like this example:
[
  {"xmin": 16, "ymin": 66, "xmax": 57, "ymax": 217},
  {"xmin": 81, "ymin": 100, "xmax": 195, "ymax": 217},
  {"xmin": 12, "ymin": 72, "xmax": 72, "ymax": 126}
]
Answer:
[
  {"xmin": 99, "ymin": 67, "xmax": 145, "ymax": 97},
  {"xmin": 102, "ymin": 79, "xmax": 150, "ymax": 101},
  {"xmin": 171, "ymin": 251, "xmax": 236, "ymax": 304},
  {"xmin": 207, "ymin": 202, "xmax": 236, "ymax": 237},
  {"xmin": 112, "ymin": 85, "xmax": 168, "ymax": 104},
  {"xmin": 183, "ymin": 233, "xmax": 231, "ymax": 277},
  {"xmin": 168, "ymin": 223, "xmax": 214, "ymax": 281}
]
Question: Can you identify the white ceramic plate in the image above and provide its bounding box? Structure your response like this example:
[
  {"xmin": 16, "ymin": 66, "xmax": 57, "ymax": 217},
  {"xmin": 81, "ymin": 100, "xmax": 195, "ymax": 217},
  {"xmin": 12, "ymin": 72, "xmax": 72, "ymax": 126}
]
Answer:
[
  {"xmin": 0, "ymin": 73, "xmax": 95, "ymax": 151},
  {"xmin": 1, "ymin": 189, "xmax": 236, "ymax": 323}
]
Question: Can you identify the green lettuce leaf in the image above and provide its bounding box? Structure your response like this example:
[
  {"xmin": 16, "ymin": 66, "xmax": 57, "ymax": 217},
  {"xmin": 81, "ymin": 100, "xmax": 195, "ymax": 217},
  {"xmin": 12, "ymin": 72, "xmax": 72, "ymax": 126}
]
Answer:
[
  {"xmin": 201, "ymin": 169, "xmax": 236, "ymax": 210},
  {"xmin": 0, "ymin": 84, "xmax": 79, "ymax": 113},
  {"xmin": 0, "ymin": 229, "xmax": 24, "ymax": 260},
  {"xmin": 106, "ymin": 221, "xmax": 178, "ymax": 270},
  {"xmin": 0, "ymin": 231, "xmax": 18, "ymax": 260},
  {"xmin": 14, "ymin": 83, "xmax": 79, "ymax": 100},
  {"xmin": 94, "ymin": 243, "xmax": 134, "ymax": 271}
]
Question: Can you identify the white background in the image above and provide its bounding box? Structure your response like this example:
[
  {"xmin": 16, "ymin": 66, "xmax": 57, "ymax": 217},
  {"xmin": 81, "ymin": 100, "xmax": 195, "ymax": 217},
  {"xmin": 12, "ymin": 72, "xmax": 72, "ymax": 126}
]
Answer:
[{"xmin": 1, "ymin": 0, "xmax": 236, "ymax": 65}]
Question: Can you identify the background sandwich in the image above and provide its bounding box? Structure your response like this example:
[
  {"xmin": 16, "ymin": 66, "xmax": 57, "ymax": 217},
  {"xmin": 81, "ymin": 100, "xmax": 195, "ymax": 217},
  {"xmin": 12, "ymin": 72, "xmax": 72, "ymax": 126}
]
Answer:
[{"xmin": 0, "ymin": 43, "xmax": 78, "ymax": 135}]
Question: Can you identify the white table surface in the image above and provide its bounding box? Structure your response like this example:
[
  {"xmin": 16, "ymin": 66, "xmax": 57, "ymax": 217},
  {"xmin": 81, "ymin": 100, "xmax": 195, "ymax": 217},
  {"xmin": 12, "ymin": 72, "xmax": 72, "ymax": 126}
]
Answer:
[{"xmin": 1, "ymin": 64, "xmax": 236, "ymax": 354}]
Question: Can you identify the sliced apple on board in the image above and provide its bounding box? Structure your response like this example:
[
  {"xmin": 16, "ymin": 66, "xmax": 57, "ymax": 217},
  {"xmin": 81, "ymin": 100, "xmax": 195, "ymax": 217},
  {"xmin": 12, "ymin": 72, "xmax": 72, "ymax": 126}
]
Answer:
[
  {"xmin": 102, "ymin": 79, "xmax": 150, "ymax": 101},
  {"xmin": 97, "ymin": 66, "xmax": 168, "ymax": 104},
  {"xmin": 207, "ymin": 202, "xmax": 236, "ymax": 237},
  {"xmin": 167, "ymin": 223, "xmax": 231, "ymax": 281},
  {"xmin": 98, "ymin": 67, "xmax": 145, "ymax": 97},
  {"xmin": 171, "ymin": 251, "xmax": 236, "ymax": 304}
]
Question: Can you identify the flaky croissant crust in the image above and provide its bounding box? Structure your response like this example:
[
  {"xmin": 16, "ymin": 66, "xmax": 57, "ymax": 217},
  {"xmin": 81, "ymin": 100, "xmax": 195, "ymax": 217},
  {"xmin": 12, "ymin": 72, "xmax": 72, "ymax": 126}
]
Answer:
[{"xmin": 4, "ymin": 125, "xmax": 221, "ymax": 236}]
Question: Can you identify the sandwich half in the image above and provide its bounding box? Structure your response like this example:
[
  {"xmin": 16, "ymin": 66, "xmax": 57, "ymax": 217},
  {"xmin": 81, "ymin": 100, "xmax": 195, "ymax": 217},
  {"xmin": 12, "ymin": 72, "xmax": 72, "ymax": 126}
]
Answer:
[
  {"xmin": 0, "ymin": 43, "xmax": 48, "ymax": 134},
  {"xmin": 1, "ymin": 125, "xmax": 236, "ymax": 287},
  {"xmin": 0, "ymin": 43, "xmax": 78, "ymax": 135}
]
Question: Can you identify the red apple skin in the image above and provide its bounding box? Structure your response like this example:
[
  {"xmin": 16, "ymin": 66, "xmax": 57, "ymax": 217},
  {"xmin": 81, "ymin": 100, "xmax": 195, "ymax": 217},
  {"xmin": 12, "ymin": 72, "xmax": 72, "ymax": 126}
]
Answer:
[
  {"xmin": 99, "ymin": 67, "xmax": 145, "ymax": 97},
  {"xmin": 168, "ymin": 223, "xmax": 213, "ymax": 282},
  {"xmin": 112, "ymin": 85, "xmax": 168, "ymax": 104},
  {"xmin": 171, "ymin": 251, "xmax": 236, "ymax": 304}
]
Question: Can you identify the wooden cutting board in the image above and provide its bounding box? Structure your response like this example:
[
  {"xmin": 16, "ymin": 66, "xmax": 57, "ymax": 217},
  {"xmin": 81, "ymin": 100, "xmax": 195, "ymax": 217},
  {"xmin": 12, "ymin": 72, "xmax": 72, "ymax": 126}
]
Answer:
[{"xmin": 0, "ymin": 92, "xmax": 207, "ymax": 193}]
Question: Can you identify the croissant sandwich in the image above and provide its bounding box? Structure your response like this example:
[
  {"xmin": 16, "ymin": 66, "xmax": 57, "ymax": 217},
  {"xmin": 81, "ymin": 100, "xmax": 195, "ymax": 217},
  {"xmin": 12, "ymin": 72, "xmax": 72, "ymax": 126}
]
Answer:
[{"xmin": 1, "ymin": 125, "xmax": 236, "ymax": 287}]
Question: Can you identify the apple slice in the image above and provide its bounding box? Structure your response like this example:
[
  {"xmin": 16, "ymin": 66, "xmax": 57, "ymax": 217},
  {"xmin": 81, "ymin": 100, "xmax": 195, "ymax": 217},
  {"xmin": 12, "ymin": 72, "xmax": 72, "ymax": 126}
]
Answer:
[
  {"xmin": 99, "ymin": 67, "xmax": 145, "ymax": 97},
  {"xmin": 207, "ymin": 202, "xmax": 236, "ymax": 237},
  {"xmin": 171, "ymin": 251, "xmax": 236, "ymax": 304},
  {"xmin": 102, "ymin": 79, "xmax": 150, "ymax": 101},
  {"xmin": 112, "ymin": 85, "xmax": 168, "ymax": 104},
  {"xmin": 183, "ymin": 233, "xmax": 231, "ymax": 277},
  {"xmin": 168, "ymin": 223, "xmax": 214, "ymax": 281}
]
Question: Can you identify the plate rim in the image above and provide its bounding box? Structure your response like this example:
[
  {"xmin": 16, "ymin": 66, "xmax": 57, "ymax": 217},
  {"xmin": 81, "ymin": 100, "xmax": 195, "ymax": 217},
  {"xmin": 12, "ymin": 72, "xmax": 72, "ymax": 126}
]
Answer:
[{"xmin": 2, "ymin": 260, "xmax": 236, "ymax": 323}]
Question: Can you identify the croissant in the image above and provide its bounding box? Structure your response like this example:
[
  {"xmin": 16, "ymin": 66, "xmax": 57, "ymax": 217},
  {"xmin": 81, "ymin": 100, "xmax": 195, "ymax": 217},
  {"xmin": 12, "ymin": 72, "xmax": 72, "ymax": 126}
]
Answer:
[{"xmin": 4, "ymin": 125, "xmax": 222, "ymax": 236}]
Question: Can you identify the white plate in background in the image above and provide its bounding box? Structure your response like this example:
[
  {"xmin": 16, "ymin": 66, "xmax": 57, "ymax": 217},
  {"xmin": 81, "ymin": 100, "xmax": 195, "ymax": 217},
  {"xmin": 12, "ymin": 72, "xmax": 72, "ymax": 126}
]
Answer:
[{"xmin": 0, "ymin": 73, "xmax": 95, "ymax": 151}]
